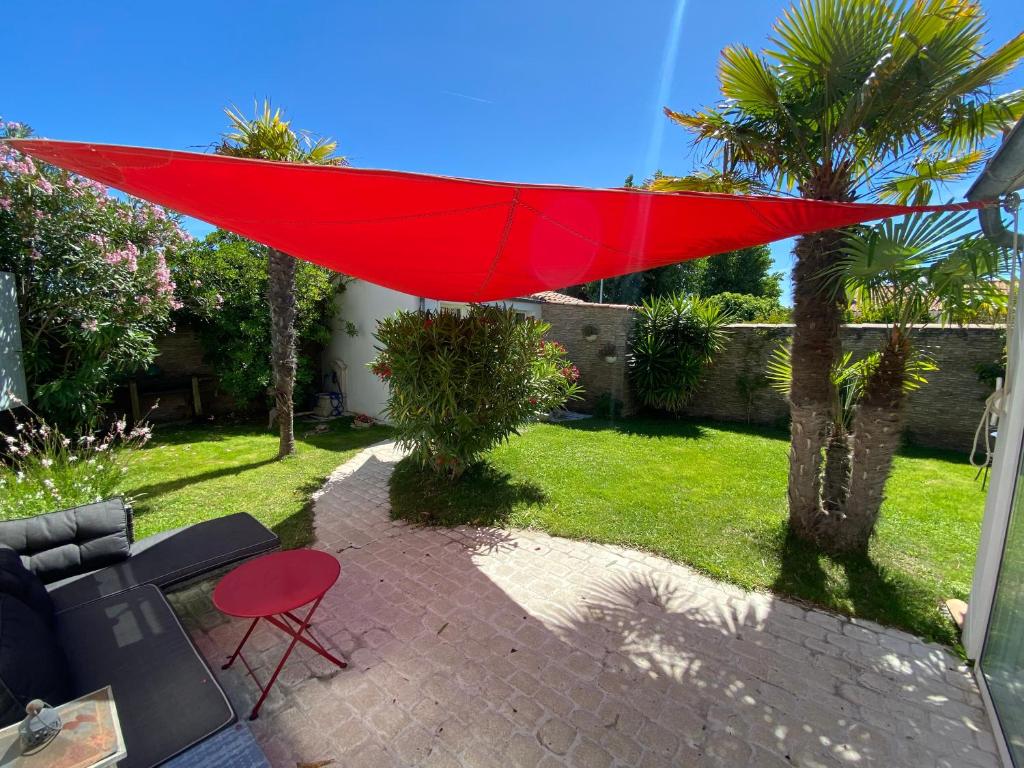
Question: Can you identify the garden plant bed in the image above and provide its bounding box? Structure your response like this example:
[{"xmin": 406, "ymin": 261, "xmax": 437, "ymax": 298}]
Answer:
[{"xmin": 390, "ymin": 417, "xmax": 984, "ymax": 646}]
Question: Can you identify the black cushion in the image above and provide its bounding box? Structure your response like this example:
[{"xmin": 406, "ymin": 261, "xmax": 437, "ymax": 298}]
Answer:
[
  {"xmin": 0, "ymin": 545, "xmax": 55, "ymax": 627},
  {"xmin": 48, "ymin": 513, "xmax": 279, "ymax": 614},
  {"xmin": 0, "ymin": 498, "xmax": 132, "ymax": 584},
  {"xmin": 0, "ymin": 594, "xmax": 72, "ymax": 727},
  {"xmin": 56, "ymin": 585, "xmax": 234, "ymax": 768}
]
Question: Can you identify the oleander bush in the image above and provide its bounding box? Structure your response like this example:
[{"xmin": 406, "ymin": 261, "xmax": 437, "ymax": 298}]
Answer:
[
  {"xmin": 371, "ymin": 306, "xmax": 581, "ymax": 478},
  {"xmin": 0, "ymin": 119, "xmax": 189, "ymax": 428}
]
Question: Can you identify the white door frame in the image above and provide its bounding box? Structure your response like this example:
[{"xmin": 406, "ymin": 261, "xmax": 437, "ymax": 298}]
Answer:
[{"xmin": 966, "ymin": 286, "xmax": 1024, "ymax": 767}]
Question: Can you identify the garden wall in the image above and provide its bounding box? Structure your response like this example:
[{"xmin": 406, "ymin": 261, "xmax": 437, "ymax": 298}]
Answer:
[
  {"xmin": 541, "ymin": 301, "xmax": 1003, "ymax": 452},
  {"xmin": 541, "ymin": 302, "xmax": 637, "ymax": 414},
  {"xmin": 110, "ymin": 328, "xmax": 240, "ymax": 422}
]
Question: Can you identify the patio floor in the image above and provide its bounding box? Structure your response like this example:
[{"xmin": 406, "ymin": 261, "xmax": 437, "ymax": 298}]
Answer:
[{"xmin": 169, "ymin": 441, "xmax": 1000, "ymax": 767}]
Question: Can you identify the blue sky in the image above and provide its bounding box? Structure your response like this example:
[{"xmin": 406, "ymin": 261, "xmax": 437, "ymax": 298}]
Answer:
[{"xmin": 6, "ymin": 0, "xmax": 1023, "ymax": 303}]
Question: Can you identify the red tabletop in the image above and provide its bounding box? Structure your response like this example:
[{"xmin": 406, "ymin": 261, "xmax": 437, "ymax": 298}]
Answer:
[{"xmin": 213, "ymin": 549, "xmax": 340, "ymax": 618}]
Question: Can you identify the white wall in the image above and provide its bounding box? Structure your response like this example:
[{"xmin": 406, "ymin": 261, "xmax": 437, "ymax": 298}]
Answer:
[
  {"xmin": 323, "ymin": 281, "xmax": 543, "ymax": 421},
  {"xmin": 324, "ymin": 281, "xmax": 422, "ymax": 419},
  {"xmin": 0, "ymin": 272, "xmax": 28, "ymax": 411}
]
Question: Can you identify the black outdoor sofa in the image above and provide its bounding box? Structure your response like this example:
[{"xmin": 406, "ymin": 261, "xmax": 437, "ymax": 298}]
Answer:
[{"xmin": 0, "ymin": 498, "xmax": 280, "ymax": 767}]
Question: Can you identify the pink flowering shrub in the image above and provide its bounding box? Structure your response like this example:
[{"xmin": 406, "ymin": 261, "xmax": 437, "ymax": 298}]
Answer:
[
  {"xmin": 0, "ymin": 119, "xmax": 189, "ymax": 426},
  {"xmin": 371, "ymin": 306, "xmax": 582, "ymax": 478},
  {"xmin": 0, "ymin": 398, "xmax": 153, "ymax": 520}
]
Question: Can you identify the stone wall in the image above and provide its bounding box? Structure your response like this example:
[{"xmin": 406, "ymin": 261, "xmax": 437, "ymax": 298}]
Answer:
[
  {"xmin": 540, "ymin": 302, "xmax": 636, "ymax": 414},
  {"xmin": 541, "ymin": 301, "xmax": 1003, "ymax": 452},
  {"xmin": 687, "ymin": 324, "xmax": 1003, "ymax": 451}
]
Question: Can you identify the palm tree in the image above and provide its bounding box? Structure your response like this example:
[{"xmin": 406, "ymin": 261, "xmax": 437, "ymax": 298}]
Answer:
[
  {"xmin": 768, "ymin": 346, "xmax": 871, "ymax": 513},
  {"xmin": 662, "ymin": 0, "xmax": 1023, "ymax": 550},
  {"xmin": 217, "ymin": 102, "xmax": 346, "ymax": 458},
  {"xmin": 831, "ymin": 211, "xmax": 1005, "ymax": 550}
]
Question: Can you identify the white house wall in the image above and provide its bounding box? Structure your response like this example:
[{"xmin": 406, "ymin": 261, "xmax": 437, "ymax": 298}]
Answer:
[
  {"xmin": 324, "ymin": 282, "xmax": 421, "ymax": 420},
  {"xmin": 0, "ymin": 272, "xmax": 28, "ymax": 411},
  {"xmin": 324, "ymin": 281, "xmax": 542, "ymax": 422}
]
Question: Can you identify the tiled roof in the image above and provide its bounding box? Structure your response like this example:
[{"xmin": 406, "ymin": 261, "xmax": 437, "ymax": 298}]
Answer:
[{"xmin": 526, "ymin": 291, "xmax": 590, "ymax": 305}]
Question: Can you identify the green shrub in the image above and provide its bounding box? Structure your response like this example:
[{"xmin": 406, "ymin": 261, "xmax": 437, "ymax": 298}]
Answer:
[
  {"xmin": 1, "ymin": 406, "xmax": 152, "ymax": 520},
  {"xmin": 706, "ymin": 292, "xmax": 786, "ymax": 322},
  {"xmin": 168, "ymin": 231, "xmax": 341, "ymax": 408},
  {"xmin": 371, "ymin": 306, "xmax": 581, "ymax": 478},
  {"xmin": 628, "ymin": 294, "xmax": 731, "ymax": 413}
]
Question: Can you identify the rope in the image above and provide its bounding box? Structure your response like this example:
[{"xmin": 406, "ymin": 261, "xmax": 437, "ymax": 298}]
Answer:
[{"xmin": 971, "ymin": 194, "xmax": 1021, "ymax": 469}]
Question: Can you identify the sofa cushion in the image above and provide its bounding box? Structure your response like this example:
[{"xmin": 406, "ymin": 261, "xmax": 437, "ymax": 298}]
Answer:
[
  {"xmin": 48, "ymin": 513, "xmax": 279, "ymax": 614},
  {"xmin": 0, "ymin": 545, "xmax": 55, "ymax": 627},
  {"xmin": 0, "ymin": 593, "xmax": 72, "ymax": 727},
  {"xmin": 56, "ymin": 585, "xmax": 234, "ymax": 768},
  {"xmin": 0, "ymin": 498, "xmax": 132, "ymax": 584}
]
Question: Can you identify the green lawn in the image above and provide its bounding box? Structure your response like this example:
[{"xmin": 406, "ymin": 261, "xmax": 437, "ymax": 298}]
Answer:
[
  {"xmin": 124, "ymin": 419, "xmax": 390, "ymax": 548},
  {"xmin": 390, "ymin": 417, "xmax": 985, "ymax": 646}
]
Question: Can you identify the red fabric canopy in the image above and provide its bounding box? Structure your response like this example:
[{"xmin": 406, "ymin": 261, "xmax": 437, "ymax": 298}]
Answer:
[{"xmin": 8, "ymin": 139, "xmax": 983, "ymax": 302}]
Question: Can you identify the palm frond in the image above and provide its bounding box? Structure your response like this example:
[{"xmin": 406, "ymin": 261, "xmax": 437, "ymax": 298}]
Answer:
[
  {"xmin": 766, "ymin": 343, "xmax": 793, "ymax": 396},
  {"xmin": 942, "ymin": 31, "xmax": 1024, "ymax": 99},
  {"xmin": 933, "ymin": 90, "xmax": 1024, "ymax": 152},
  {"xmin": 218, "ymin": 100, "xmax": 346, "ymax": 167},
  {"xmin": 876, "ymin": 150, "xmax": 986, "ymax": 204},
  {"xmin": 651, "ymin": 171, "xmax": 766, "ymax": 195},
  {"xmin": 835, "ymin": 210, "xmax": 1005, "ymax": 331}
]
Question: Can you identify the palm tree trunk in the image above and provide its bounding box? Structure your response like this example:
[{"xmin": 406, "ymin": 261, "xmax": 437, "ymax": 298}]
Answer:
[
  {"xmin": 822, "ymin": 424, "xmax": 851, "ymax": 512},
  {"xmin": 268, "ymin": 248, "xmax": 298, "ymax": 458},
  {"xmin": 787, "ymin": 229, "xmax": 845, "ymax": 540},
  {"xmin": 829, "ymin": 332, "xmax": 909, "ymax": 553}
]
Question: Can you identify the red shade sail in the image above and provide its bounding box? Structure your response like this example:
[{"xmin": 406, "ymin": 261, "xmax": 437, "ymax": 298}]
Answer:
[{"xmin": 7, "ymin": 139, "xmax": 983, "ymax": 302}]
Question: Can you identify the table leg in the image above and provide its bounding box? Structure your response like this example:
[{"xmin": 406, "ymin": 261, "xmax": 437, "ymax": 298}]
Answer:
[
  {"xmin": 270, "ymin": 611, "xmax": 347, "ymax": 668},
  {"xmin": 223, "ymin": 617, "xmax": 260, "ymax": 670},
  {"xmin": 249, "ymin": 594, "xmax": 344, "ymax": 720}
]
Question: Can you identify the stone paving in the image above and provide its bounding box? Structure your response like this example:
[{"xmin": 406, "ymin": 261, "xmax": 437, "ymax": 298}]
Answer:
[{"xmin": 169, "ymin": 441, "xmax": 1000, "ymax": 767}]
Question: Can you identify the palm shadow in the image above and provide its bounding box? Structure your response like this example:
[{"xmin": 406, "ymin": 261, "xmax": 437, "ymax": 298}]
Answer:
[
  {"xmin": 388, "ymin": 457, "xmax": 547, "ymax": 527},
  {"xmin": 771, "ymin": 530, "xmax": 956, "ymax": 646}
]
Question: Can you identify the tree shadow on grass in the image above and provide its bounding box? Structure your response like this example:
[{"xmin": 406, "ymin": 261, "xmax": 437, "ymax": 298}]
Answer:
[
  {"xmin": 127, "ymin": 458, "xmax": 278, "ymax": 509},
  {"xmin": 269, "ymin": 476, "xmax": 324, "ymax": 550},
  {"xmin": 550, "ymin": 416, "xmax": 709, "ymax": 441},
  {"xmin": 771, "ymin": 530, "xmax": 958, "ymax": 647},
  {"xmin": 388, "ymin": 457, "xmax": 547, "ymax": 527},
  {"xmin": 552, "ymin": 414, "xmax": 795, "ymax": 443},
  {"xmin": 141, "ymin": 419, "xmax": 388, "ymax": 450},
  {"xmin": 138, "ymin": 422, "xmax": 267, "ymax": 447}
]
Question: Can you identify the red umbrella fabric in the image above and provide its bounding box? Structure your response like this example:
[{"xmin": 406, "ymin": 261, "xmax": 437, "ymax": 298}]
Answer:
[{"xmin": 7, "ymin": 139, "xmax": 984, "ymax": 302}]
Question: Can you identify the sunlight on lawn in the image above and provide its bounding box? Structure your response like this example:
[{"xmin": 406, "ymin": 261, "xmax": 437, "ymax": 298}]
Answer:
[
  {"xmin": 391, "ymin": 418, "xmax": 984, "ymax": 646},
  {"xmin": 123, "ymin": 420, "xmax": 389, "ymax": 548}
]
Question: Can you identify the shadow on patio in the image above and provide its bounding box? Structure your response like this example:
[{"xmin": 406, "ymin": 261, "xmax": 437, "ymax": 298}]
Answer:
[{"xmin": 169, "ymin": 444, "xmax": 996, "ymax": 768}]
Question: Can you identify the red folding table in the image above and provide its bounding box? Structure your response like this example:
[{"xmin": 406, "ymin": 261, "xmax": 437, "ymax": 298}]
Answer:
[{"xmin": 213, "ymin": 549, "xmax": 346, "ymax": 719}]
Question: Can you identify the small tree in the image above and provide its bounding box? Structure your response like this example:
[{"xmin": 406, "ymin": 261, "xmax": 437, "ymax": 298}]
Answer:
[
  {"xmin": 216, "ymin": 102, "xmax": 345, "ymax": 458},
  {"xmin": 628, "ymin": 294, "xmax": 731, "ymax": 413},
  {"xmin": 832, "ymin": 211, "xmax": 1005, "ymax": 550},
  {"xmin": 706, "ymin": 292, "xmax": 788, "ymax": 322},
  {"xmin": 371, "ymin": 306, "xmax": 581, "ymax": 478},
  {"xmin": 0, "ymin": 121, "xmax": 188, "ymax": 427}
]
